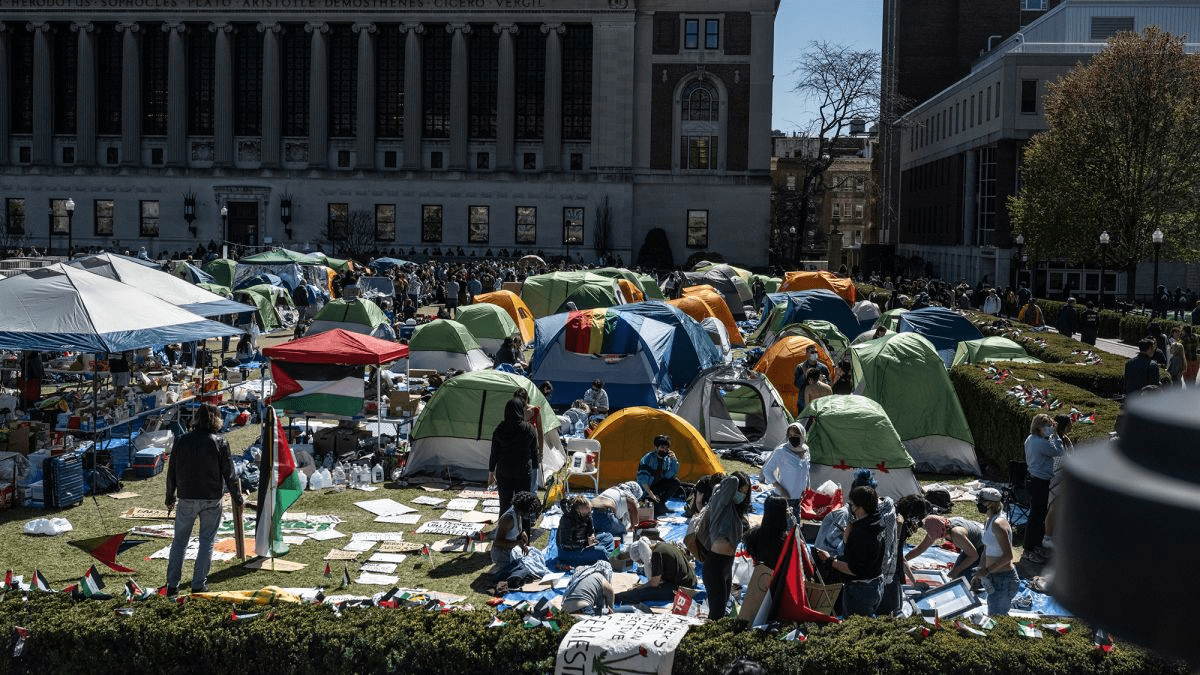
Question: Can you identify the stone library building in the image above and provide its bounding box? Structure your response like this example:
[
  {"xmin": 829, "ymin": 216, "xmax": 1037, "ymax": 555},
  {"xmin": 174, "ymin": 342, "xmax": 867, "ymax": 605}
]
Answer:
[{"xmin": 0, "ymin": 0, "xmax": 776, "ymax": 265}]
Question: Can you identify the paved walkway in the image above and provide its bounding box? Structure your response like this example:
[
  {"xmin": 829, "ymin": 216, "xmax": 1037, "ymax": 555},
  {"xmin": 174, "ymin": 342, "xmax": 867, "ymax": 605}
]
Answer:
[{"xmin": 1092, "ymin": 336, "xmax": 1137, "ymax": 359}]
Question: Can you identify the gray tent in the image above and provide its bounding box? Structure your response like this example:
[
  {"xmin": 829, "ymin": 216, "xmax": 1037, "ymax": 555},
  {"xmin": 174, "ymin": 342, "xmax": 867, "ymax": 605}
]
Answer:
[{"xmin": 674, "ymin": 365, "xmax": 794, "ymax": 451}]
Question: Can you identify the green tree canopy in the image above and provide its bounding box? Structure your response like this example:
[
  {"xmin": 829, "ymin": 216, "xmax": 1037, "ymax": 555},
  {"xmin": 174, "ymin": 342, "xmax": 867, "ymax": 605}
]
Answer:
[{"xmin": 1009, "ymin": 28, "xmax": 1200, "ymax": 293}]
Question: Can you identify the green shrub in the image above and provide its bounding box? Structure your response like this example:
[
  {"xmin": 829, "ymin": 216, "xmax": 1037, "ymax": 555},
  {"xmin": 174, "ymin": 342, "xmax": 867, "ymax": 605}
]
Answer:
[
  {"xmin": 1117, "ymin": 313, "xmax": 1190, "ymax": 345},
  {"xmin": 0, "ymin": 595, "xmax": 1184, "ymax": 675},
  {"xmin": 949, "ymin": 363, "xmax": 1120, "ymax": 473}
]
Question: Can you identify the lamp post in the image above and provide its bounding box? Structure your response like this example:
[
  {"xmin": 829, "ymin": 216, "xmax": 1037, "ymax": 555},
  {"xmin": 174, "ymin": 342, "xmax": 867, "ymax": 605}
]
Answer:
[
  {"xmin": 1099, "ymin": 231, "xmax": 1109, "ymax": 309},
  {"xmin": 280, "ymin": 197, "xmax": 293, "ymax": 240},
  {"xmin": 183, "ymin": 193, "xmax": 197, "ymax": 237},
  {"xmin": 220, "ymin": 204, "xmax": 228, "ymax": 260},
  {"xmin": 64, "ymin": 198, "xmax": 75, "ymax": 258},
  {"xmin": 1013, "ymin": 233, "xmax": 1025, "ymax": 289},
  {"xmin": 1152, "ymin": 228, "xmax": 1163, "ymax": 316}
]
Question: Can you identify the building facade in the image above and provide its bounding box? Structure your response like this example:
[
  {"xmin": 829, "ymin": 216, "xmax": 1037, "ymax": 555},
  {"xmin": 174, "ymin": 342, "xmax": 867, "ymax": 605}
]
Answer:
[
  {"xmin": 0, "ymin": 0, "xmax": 776, "ymax": 266},
  {"xmin": 893, "ymin": 0, "xmax": 1200, "ymax": 294}
]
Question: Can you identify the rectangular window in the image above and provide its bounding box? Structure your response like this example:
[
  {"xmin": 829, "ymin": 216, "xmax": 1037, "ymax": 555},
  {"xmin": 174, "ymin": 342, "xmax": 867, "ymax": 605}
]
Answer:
[
  {"xmin": 282, "ymin": 25, "xmax": 310, "ymax": 136},
  {"xmin": 832, "ymin": 203, "xmax": 841, "ymax": 218},
  {"xmin": 1090, "ymin": 16, "xmax": 1133, "ymax": 40},
  {"xmin": 375, "ymin": 204, "xmax": 396, "ymax": 241},
  {"xmin": 561, "ymin": 25, "xmax": 593, "ymax": 141},
  {"xmin": 5, "ymin": 198, "xmax": 25, "ymax": 235},
  {"xmin": 1021, "ymin": 80, "xmax": 1038, "ymax": 114},
  {"xmin": 468, "ymin": 25, "xmax": 499, "ymax": 140},
  {"xmin": 328, "ymin": 202, "xmax": 348, "ymax": 241},
  {"xmin": 94, "ymin": 199, "xmax": 113, "ymax": 236},
  {"xmin": 1021, "ymin": 0, "xmax": 1046, "ymax": 8},
  {"xmin": 97, "ymin": 29, "xmax": 122, "ymax": 135},
  {"xmin": 189, "ymin": 28, "xmax": 216, "ymax": 135},
  {"xmin": 54, "ymin": 26, "xmax": 78, "ymax": 134},
  {"xmin": 376, "ymin": 28, "xmax": 404, "ymax": 138},
  {"xmin": 468, "ymin": 205, "xmax": 490, "ymax": 243},
  {"xmin": 976, "ymin": 145, "xmax": 996, "ymax": 246},
  {"xmin": 686, "ymin": 209, "xmax": 708, "ymax": 248},
  {"xmin": 421, "ymin": 205, "xmax": 443, "ymax": 242},
  {"xmin": 978, "ymin": 90, "xmax": 984, "ymax": 125},
  {"xmin": 969, "ymin": 95, "xmax": 975, "ymax": 128},
  {"xmin": 995, "ymin": 80, "xmax": 1001, "ymax": 117},
  {"xmin": 514, "ymin": 26, "xmax": 545, "ymax": 140},
  {"xmin": 139, "ymin": 200, "xmax": 160, "ymax": 237},
  {"xmin": 423, "ymin": 26, "xmax": 451, "ymax": 139},
  {"xmin": 515, "ymin": 206, "xmax": 537, "ymax": 244},
  {"xmin": 563, "ymin": 207, "xmax": 584, "ymax": 245},
  {"xmin": 855, "ymin": 176, "xmax": 865, "ymax": 192},
  {"xmin": 50, "ymin": 199, "xmax": 71, "ymax": 235},
  {"xmin": 704, "ymin": 19, "xmax": 719, "ymax": 49},
  {"xmin": 684, "ymin": 19, "xmax": 699, "ymax": 49},
  {"xmin": 854, "ymin": 204, "xmax": 864, "ymax": 220},
  {"xmin": 9, "ymin": 28, "xmax": 33, "ymax": 134},
  {"xmin": 141, "ymin": 26, "xmax": 168, "ymax": 135},
  {"xmin": 986, "ymin": 87, "xmax": 992, "ymax": 121},
  {"xmin": 329, "ymin": 25, "xmax": 357, "ymax": 137},
  {"xmin": 680, "ymin": 136, "xmax": 717, "ymax": 170},
  {"xmin": 234, "ymin": 25, "xmax": 264, "ymax": 136}
]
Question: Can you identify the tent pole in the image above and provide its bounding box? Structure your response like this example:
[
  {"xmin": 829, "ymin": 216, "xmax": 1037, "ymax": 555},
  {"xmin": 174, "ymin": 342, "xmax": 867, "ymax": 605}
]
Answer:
[{"xmin": 376, "ymin": 365, "xmax": 382, "ymax": 442}]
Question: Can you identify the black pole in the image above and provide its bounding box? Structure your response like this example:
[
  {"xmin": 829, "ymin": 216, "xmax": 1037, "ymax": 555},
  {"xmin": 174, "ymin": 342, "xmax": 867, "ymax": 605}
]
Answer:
[
  {"xmin": 67, "ymin": 210, "xmax": 73, "ymax": 256},
  {"xmin": 1153, "ymin": 243, "xmax": 1161, "ymax": 317},
  {"xmin": 1099, "ymin": 246, "xmax": 1106, "ymax": 309}
]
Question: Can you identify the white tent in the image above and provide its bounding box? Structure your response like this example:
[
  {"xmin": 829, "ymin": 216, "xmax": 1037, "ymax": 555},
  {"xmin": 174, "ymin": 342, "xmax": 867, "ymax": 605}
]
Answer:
[
  {"xmin": 699, "ymin": 316, "xmax": 733, "ymax": 363},
  {"xmin": 68, "ymin": 253, "xmax": 253, "ymax": 318},
  {"xmin": 674, "ymin": 365, "xmax": 793, "ymax": 451},
  {"xmin": 403, "ymin": 370, "xmax": 566, "ymax": 483},
  {"xmin": 0, "ymin": 264, "xmax": 241, "ymax": 353}
]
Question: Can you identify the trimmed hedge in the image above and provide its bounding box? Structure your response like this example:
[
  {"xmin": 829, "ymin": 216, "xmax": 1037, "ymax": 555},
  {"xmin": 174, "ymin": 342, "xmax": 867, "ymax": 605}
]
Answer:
[
  {"xmin": 949, "ymin": 363, "xmax": 1120, "ymax": 473},
  {"xmin": 0, "ymin": 594, "xmax": 1185, "ymax": 675},
  {"xmin": 1008, "ymin": 298, "xmax": 1193, "ymax": 345}
]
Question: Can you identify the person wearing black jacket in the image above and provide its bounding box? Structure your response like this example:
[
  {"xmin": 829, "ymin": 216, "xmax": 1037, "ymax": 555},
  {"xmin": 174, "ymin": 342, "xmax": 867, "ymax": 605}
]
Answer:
[
  {"xmin": 164, "ymin": 403, "xmax": 242, "ymax": 596},
  {"xmin": 817, "ymin": 486, "xmax": 884, "ymax": 617},
  {"xmin": 1124, "ymin": 338, "xmax": 1162, "ymax": 395},
  {"xmin": 489, "ymin": 397, "xmax": 539, "ymax": 518}
]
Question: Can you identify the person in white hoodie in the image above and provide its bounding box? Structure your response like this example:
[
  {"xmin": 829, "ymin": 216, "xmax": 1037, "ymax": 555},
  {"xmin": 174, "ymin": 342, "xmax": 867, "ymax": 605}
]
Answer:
[{"xmin": 760, "ymin": 422, "xmax": 810, "ymax": 519}]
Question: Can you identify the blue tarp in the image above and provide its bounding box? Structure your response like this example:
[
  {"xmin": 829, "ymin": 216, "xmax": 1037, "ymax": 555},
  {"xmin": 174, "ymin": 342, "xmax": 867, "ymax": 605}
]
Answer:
[
  {"xmin": 234, "ymin": 273, "xmax": 285, "ymax": 292},
  {"xmin": 896, "ymin": 307, "xmax": 984, "ymax": 367}
]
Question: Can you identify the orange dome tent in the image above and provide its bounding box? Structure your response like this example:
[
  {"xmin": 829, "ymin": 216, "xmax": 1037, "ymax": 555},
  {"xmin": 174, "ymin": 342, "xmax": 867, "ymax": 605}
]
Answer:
[
  {"xmin": 473, "ymin": 290, "xmax": 535, "ymax": 343},
  {"xmin": 578, "ymin": 406, "xmax": 725, "ymax": 490},
  {"xmin": 671, "ymin": 288, "xmax": 744, "ymax": 346},
  {"xmin": 617, "ymin": 279, "xmax": 645, "ymax": 303},
  {"xmin": 752, "ymin": 335, "xmax": 836, "ymax": 414},
  {"xmin": 780, "ymin": 270, "xmax": 856, "ymax": 305}
]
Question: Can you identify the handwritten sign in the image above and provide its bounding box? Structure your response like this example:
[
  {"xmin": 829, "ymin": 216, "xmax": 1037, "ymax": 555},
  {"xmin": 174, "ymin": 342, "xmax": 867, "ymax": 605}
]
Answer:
[
  {"xmin": 415, "ymin": 520, "xmax": 484, "ymax": 537},
  {"xmin": 554, "ymin": 613, "xmax": 693, "ymax": 675}
]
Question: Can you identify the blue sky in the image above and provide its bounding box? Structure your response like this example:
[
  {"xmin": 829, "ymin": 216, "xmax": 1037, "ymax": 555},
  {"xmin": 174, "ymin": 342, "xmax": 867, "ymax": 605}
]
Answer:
[{"xmin": 772, "ymin": 0, "xmax": 884, "ymax": 134}]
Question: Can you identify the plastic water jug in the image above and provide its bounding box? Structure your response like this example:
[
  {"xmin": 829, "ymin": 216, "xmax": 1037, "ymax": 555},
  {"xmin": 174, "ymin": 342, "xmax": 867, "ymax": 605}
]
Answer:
[
  {"xmin": 331, "ymin": 463, "xmax": 346, "ymax": 486},
  {"xmin": 372, "ymin": 463, "xmax": 384, "ymax": 483}
]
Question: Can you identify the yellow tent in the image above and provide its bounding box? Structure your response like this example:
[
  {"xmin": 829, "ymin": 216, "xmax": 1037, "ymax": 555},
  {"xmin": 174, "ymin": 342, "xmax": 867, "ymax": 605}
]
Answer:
[
  {"xmin": 752, "ymin": 335, "xmax": 835, "ymax": 415},
  {"xmin": 676, "ymin": 286, "xmax": 744, "ymax": 346},
  {"xmin": 473, "ymin": 289, "xmax": 536, "ymax": 343},
  {"xmin": 617, "ymin": 278, "xmax": 645, "ymax": 303},
  {"xmin": 780, "ymin": 270, "xmax": 857, "ymax": 305},
  {"xmin": 580, "ymin": 407, "xmax": 724, "ymax": 490}
]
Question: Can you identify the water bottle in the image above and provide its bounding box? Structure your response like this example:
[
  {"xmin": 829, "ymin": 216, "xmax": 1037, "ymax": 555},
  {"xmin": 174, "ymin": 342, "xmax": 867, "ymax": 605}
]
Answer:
[
  {"xmin": 372, "ymin": 463, "xmax": 384, "ymax": 483},
  {"xmin": 296, "ymin": 469, "xmax": 309, "ymax": 491},
  {"xmin": 332, "ymin": 463, "xmax": 346, "ymax": 486},
  {"xmin": 323, "ymin": 453, "xmax": 334, "ymax": 469}
]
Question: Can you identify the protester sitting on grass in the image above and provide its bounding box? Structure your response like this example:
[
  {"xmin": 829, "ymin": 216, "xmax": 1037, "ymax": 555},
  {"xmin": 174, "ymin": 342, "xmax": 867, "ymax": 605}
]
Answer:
[
  {"xmin": 637, "ymin": 435, "xmax": 681, "ymax": 516},
  {"xmin": 592, "ymin": 481, "xmax": 642, "ymax": 539},
  {"xmin": 556, "ymin": 495, "xmax": 611, "ymax": 568},
  {"xmin": 490, "ymin": 490, "xmax": 543, "ymax": 590},
  {"xmin": 561, "ymin": 559, "xmax": 614, "ymax": 616},
  {"xmin": 614, "ymin": 537, "xmax": 698, "ymax": 606},
  {"xmin": 583, "ymin": 379, "xmax": 610, "ymax": 415},
  {"xmin": 972, "ymin": 487, "xmax": 1019, "ymax": 615}
]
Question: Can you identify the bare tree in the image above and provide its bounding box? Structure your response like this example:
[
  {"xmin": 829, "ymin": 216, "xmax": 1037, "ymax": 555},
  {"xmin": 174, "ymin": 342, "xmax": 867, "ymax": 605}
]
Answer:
[
  {"xmin": 0, "ymin": 212, "xmax": 28, "ymax": 257},
  {"xmin": 326, "ymin": 208, "xmax": 377, "ymax": 260}
]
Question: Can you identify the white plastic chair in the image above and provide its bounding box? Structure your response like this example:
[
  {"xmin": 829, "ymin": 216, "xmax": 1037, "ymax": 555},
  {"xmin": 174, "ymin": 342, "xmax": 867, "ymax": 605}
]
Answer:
[{"xmin": 564, "ymin": 437, "xmax": 602, "ymax": 496}]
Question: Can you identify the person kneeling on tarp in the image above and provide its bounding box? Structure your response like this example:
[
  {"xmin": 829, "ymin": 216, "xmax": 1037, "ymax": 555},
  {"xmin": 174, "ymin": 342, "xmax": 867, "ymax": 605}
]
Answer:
[
  {"xmin": 637, "ymin": 435, "xmax": 681, "ymax": 516},
  {"xmin": 561, "ymin": 560, "xmax": 614, "ymax": 615},
  {"xmin": 557, "ymin": 495, "xmax": 611, "ymax": 568},
  {"xmin": 614, "ymin": 537, "xmax": 697, "ymax": 606}
]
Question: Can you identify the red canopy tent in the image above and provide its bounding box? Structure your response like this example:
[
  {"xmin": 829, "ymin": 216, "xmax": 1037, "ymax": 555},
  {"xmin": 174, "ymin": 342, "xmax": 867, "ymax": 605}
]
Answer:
[{"xmin": 262, "ymin": 329, "xmax": 409, "ymax": 435}]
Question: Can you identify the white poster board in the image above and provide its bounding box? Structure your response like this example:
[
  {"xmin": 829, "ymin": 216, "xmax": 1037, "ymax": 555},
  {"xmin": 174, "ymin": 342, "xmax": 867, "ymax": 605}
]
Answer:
[{"xmin": 554, "ymin": 613, "xmax": 693, "ymax": 675}]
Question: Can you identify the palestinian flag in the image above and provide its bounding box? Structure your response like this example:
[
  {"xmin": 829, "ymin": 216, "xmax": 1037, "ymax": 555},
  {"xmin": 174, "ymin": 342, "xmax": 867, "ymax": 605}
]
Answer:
[
  {"xmin": 3, "ymin": 570, "xmax": 14, "ymax": 590},
  {"xmin": 124, "ymin": 580, "xmax": 153, "ymax": 602},
  {"xmin": 1018, "ymin": 622, "xmax": 1043, "ymax": 639},
  {"xmin": 487, "ymin": 617, "xmax": 507, "ymax": 628},
  {"xmin": 341, "ymin": 567, "xmax": 351, "ymax": 589},
  {"xmin": 114, "ymin": 607, "xmax": 134, "ymax": 618},
  {"xmin": 324, "ymin": 563, "xmax": 332, "ymax": 578},
  {"xmin": 80, "ymin": 566, "xmax": 107, "ymax": 598},
  {"xmin": 954, "ymin": 620, "xmax": 987, "ymax": 637},
  {"xmin": 12, "ymin": 626, "xmax": 28, "ymax": 658},
  {"xmin": 31, "ymin": 571, "xmax": 53, "ymax": 593},
  {"xmin": 1043, "ymin": 623, "xmax": 1071, "ymax": 635},
  {"xmin": 255, "ymin": 407, "xmax": 303, "ymax": 558},
  {"xmin": 268, "ymin": 361, "xmax": 364, "ymax": 417},
  {"xmin": 231, "ymin": 610, "xmax": 261, "ymax": 622},
  {"xmin": 782, "ymin": 627, "xmax": 806, "ymax": 642},
  {"xmin": 750, "ymin": 526, "xmax": 840, "ymax": 627}
]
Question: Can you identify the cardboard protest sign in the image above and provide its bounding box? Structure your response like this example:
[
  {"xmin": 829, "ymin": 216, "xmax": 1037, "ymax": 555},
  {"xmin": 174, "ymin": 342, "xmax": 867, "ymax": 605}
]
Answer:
[
  {"xmin": 415, "ymin": 520, "xmax": 484, "ymax": 537},
  {"xmin": 554, "ymin": 613, "xmax": 693, "ymax": 675}
]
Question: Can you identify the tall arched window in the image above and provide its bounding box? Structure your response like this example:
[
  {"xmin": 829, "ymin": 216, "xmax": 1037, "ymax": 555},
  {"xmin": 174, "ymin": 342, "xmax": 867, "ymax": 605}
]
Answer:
[{"xmin": 679, "ymin": 78, "xmax": 720, "ymax": 170}]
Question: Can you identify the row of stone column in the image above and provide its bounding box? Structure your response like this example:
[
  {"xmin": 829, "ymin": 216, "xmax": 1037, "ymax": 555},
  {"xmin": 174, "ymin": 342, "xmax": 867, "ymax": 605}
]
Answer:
[{"xmin": 0, "ymin": 20, "xmax": 570, "ymax": 170}]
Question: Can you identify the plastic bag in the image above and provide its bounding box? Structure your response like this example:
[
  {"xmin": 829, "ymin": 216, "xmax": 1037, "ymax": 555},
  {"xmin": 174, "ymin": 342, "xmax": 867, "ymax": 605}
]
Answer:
[
  {"xmin": 731, "ymin": 552, "xmax": 754, "ymax": 587},
  {"xmin": 23, "ymin": 517, "xmax": 73, "ymax": 536}
]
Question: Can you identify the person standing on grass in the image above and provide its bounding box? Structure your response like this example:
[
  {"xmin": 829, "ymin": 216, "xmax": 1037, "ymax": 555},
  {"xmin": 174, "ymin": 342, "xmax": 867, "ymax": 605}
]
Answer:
[
  {"xmin": 972, "ymin": 487, "xmax": 1019, "ymax": 615},
  {"xmin": 697, "ymin": 472, "xmax": 751, "ymax": 621},
  {"xmin": 1022, "ymin": 413, "xmax": 1063, "ymax": 565},
  {"xmin": 164, "ymin": 403, "xmax": 242, "ymax": 596},
  {"xmin": 489, "ymin": 397, "xmax": 539, "ymax": 519}
]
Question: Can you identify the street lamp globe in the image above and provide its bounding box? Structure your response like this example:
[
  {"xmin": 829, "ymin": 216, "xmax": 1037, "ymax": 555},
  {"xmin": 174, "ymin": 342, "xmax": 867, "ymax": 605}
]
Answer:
[
  {"xmin": 65, "ymin": 198, "xmax": 75, "ymax": 215},
  {"xmin": 1152, "ymin": 228, "xmax": 1163, "ymax": 245},
  {"xmin": 1099, "ymin": 231, "xmax": 1110, "ymax": 245},
  {"xmin": 1014, "ymin": 233, "xmax": 1024, "ymax": 246}
]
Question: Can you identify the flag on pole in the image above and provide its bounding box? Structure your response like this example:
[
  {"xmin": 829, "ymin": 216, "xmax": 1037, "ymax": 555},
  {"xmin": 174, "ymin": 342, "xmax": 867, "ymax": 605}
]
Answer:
[
  {"xmin": 80, "ymin": 566, "xmax": 108, "ymax": 599},
  {"xmin": 124, "ymin": 580, "xmax": 153, "ymax": 602},
  {"xmin": 324, "ymin": 563, "xmax": 332, "ymax": 578},
  {"xmin": 3, "ymin": 570, "xmax": 13, "ymax": 589},
  {"xmin": 1042, "ymin": 623, "xmax": 1071, "ymax": 635},
  {"xmin": 1093, "ymin": 628, "xmax": 1114, "ymax": 652},
  {"xmin": 31, "ymin": 570, "xmax": 53, "ymax": 593},
  {"xmin": 421, "ymin": 544, "xmax": 432, "ymax": 565},
  {"xmin": 341, "ymin": 567, "xmax": 351, "ymax": 589},
  {"xmin": 232, "ymin": 610, "xmax": 262, "ymax": 621},
  {"xmin": 1018, "ymin": 622, "xmax": 1043, "ymax": 639},
  {"xmin": 114, "ymin": 607, "xmax": 134, "ymax": 618},
  {"xmin": 12, "ymin": 627, "xmax": 29, "ymax": 658},
  {"xmin": 68, "ymin": 534, "xmax": 145, "ymax": 573},
  {"xmin": 487, "ymin": 617, "xmax": 507, "ymax": 628},
  {"xmin": 255, "ymin": 407, "xmax": 304, "ymax": 558}
]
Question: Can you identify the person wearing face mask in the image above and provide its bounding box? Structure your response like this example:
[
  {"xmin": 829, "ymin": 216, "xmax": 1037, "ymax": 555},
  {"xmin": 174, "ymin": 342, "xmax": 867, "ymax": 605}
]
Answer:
[
  {"xmin": 556, "ymin": 495, "xmax": 611, "ymax": 568},
  {"xmin": 582, "ymin": 379, "xmax": 610, "ymax": 416},
  {"xmin": 793, "ymin": 346, "xmax": 830, "ymax": 415},
  {"xmin": 1022, "ymin": 413, "xmax": 1063, "ymax": 564},
  {"xmin": 697, "ymin": 471, "xmax": 752, "ymax": 621},
  {"xmin": 637, "ymin": 435, "xmax": 681, "ymax": 516},
  {"xmin": 815, "ymin": 485, "xmax": 885, "ymax": 617},
  {"xmin": 971, "ymin": 487, "xmax": 1018, "ymax": 614},
  {"xmin": 760, "ymin": 423, "xmax": 810, "ymax": 519}
]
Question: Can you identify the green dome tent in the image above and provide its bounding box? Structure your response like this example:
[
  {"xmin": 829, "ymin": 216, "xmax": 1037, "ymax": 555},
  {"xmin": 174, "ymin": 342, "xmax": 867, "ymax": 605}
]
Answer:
[
  {"xmin": 404, "ymin": 370, "xmax": 566, "ymax": 483},
  {"xmin": 520, "ymin": 271, "xmax": 624, "ymax": 317},
  {"xmin": 798, "ymin": 394, "xmax": 921, "ymax": 501},
  {"xmin": 775, "ymin": 320, "xmax": 851, "ymax": 358},
  {"xmin": 203, "ymin": 258, "xmax": 238, "ymax": 289},
  {"xmin": 454, "ymin": 302, "xmax": 521, "ymax": 356},
  {"xmin": 874, "ymin": 308, "xmax": 909, "ymax": 332},
  {"xmin": 308, "ymin": 298, "xmax": 394, "ymax": 339},
  {"xmin": 851, "ymin": 332, "xmax": 979, "ymax": 475},
  {"xmin": 408, "ymin": 319, "xmax": 493, "ymax": 373},
  {"xmin": 951, "ymin": 336, "xmax": 1042, "ymax": 367},
  {"xmin": 636, "ymin": 274, "xmax": 666, "ymax": 300}
]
